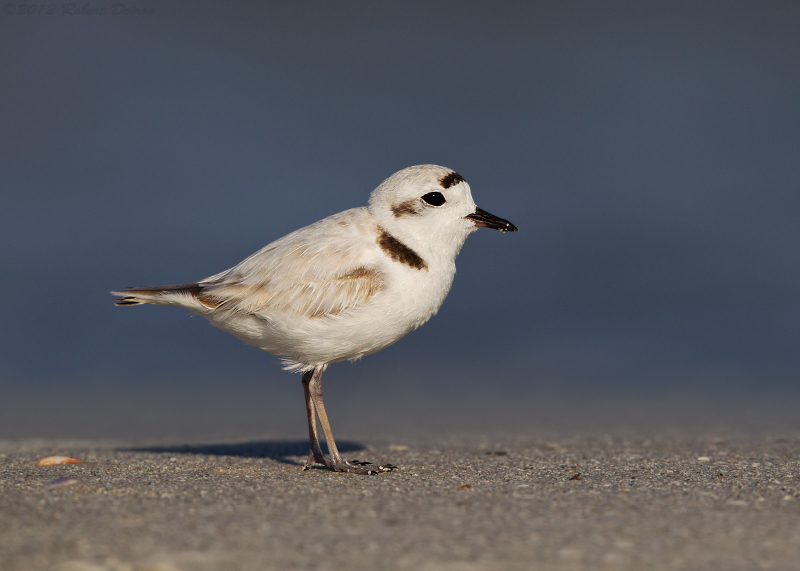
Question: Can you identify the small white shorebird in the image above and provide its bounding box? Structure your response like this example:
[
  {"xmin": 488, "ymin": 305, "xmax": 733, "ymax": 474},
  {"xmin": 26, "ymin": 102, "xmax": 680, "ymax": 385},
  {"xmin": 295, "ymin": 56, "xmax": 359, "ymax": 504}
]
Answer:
[{"xmin": 113, "ymin": 165, "xmax": 517, "ymax": 474}]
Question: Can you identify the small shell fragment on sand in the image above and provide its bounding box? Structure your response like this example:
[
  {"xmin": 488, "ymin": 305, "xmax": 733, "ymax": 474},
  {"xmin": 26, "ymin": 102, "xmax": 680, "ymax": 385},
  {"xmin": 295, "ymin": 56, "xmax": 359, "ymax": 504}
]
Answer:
[{"xmin": 35, "ymin": 456, "xmax": 83, "ymax": 466}]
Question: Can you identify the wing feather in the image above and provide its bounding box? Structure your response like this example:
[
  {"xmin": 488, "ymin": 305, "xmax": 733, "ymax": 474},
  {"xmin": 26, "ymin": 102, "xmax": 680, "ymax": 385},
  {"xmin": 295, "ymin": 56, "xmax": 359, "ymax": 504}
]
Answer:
[{"xmin": 196, "ymin": 209, "xmax": 386, "ymax": 318}]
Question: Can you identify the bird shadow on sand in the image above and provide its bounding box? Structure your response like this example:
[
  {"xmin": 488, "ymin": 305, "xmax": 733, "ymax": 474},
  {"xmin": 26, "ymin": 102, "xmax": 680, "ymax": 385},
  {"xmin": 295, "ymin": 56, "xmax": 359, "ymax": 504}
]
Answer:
[{"xmin": 121, "ymin": 440, "xmax": 366, "ymax": 468}]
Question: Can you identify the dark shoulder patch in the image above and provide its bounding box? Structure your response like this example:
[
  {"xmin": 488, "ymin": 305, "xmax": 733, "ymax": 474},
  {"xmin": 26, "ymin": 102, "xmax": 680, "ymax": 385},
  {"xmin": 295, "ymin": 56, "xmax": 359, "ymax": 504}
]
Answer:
[
  {"xmin": 439, "ymin": 171, "xmax": 465, "ymax": 189},
  {"xmin": 377, "ymin": 228, "xmax": 428, "ymax": 271},
  {"xmin": 391, "ymin": 199, "xmax": 419, "ymax": 217}
]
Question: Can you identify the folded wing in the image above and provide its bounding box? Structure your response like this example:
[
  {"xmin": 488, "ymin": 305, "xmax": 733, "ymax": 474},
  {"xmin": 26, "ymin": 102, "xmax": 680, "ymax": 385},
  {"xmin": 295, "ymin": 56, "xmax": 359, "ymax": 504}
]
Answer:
[{"xmin": 189, "ymin": 209, "xmax": 385, "ymax": 318}]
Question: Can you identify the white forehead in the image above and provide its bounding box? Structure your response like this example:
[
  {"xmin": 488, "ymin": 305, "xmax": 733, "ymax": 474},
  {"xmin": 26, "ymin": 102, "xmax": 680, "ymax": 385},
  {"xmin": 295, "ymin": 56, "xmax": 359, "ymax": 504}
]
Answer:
[{"xmin": 369, "ymin": 164, "xmax": 469, "ymax": 205}]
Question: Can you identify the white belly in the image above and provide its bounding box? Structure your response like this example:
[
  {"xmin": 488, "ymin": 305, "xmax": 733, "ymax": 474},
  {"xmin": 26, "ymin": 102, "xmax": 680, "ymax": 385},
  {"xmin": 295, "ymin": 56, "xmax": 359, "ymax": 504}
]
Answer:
[{"xmin": 204, "ymin": 261, "xmax": 456, "ymax": 371}]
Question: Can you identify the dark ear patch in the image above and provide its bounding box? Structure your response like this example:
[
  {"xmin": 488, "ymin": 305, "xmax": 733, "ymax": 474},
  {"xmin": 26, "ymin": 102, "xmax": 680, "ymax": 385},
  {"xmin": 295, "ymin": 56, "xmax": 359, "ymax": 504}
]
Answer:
[
  {"xmin": 439, "ymin": 171, "xmax": 465, "ymax": 189},
  {"xmin": 391, "ymin": 199, "xmax": 419, "ymax": 217},
  {"xmin": 377, "ymin": 228, "xmax": 428, "ymax": 271}
]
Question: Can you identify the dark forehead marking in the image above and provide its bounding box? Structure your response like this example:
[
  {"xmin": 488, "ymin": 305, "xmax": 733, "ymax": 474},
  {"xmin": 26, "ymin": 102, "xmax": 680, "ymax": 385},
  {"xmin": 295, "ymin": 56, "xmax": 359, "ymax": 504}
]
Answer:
[
  {"xmin": 391, "ymin": 199, "xmax": 419, "ymax": 218},
  {"xmin": 376, "ymin": 227, "xmax": 428, "ymax": 271},
  {"xmin": 439, "ymin": 171, "xmax": 465, "ymax": 189}
]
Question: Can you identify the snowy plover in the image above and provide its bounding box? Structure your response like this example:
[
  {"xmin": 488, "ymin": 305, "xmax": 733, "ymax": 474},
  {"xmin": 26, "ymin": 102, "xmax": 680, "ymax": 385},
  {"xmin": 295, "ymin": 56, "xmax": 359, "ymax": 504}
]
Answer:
[{"xmin": 113, "ymin": 165, "xmax": 517, "ymax": 474}]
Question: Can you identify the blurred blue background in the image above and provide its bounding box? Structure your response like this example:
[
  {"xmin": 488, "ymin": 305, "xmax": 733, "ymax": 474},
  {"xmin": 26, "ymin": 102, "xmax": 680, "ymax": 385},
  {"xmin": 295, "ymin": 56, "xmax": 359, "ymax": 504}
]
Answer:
[{"xmin": 1, "ymin": 1, "xmax": 798, "ymax": 439}]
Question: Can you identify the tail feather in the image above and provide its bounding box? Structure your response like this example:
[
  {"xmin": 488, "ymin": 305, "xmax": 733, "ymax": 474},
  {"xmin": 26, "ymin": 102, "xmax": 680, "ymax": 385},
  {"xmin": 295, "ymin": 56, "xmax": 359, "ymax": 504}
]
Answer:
[
  {"xmin": 112, "ymin": 282, "xmax": 202, "ymax": 306},
  {"xmin": 114, "ymin": 297, "xmax": 146, "ymax": 306}
]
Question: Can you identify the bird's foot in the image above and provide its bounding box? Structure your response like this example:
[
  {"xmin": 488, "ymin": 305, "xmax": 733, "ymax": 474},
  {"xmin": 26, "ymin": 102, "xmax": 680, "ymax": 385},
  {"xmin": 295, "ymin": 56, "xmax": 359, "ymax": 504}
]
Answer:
[
  {"xmin": 303, "ymin": 457, "xmax": 396, "ymax": 475},
  {"xmin": 331, "ymin": 460, "xmax": 397, "ymax": 475},
  {"xmin": 302, "ymin": 447, "xmax": 396, "ymax": 474},
  {"xmin": 303, "ymin": 448, "xmax": 328, "ymax": 471}
]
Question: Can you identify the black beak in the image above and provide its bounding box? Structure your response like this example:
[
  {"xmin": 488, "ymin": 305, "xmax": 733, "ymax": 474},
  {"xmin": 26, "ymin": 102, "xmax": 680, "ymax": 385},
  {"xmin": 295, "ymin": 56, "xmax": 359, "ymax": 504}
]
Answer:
[{"xmin": 465, "ymin": 207, "xmax": 518, "ymax": 233}]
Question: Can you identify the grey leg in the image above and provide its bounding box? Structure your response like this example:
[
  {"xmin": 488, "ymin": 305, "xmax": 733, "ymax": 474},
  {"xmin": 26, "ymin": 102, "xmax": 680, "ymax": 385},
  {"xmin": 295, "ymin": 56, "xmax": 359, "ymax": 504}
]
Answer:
[
  {"xmin": 305, "ymin": 366, "xmax": 344, "ymax": 466},
  {"xmin": 301, "ymin": 366, "xmax": 396, "ymax": 475},
  {"xmin": 302, "ymin": 368, "xmax": 329, "ymax": 469}
]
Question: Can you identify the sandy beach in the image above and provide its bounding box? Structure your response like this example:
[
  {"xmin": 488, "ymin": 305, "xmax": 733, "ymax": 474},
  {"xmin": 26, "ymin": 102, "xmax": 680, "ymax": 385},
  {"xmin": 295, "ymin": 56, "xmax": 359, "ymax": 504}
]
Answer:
[{"xmin": 3, "ymin": 426, "xmax": 800, "ymax": 571}]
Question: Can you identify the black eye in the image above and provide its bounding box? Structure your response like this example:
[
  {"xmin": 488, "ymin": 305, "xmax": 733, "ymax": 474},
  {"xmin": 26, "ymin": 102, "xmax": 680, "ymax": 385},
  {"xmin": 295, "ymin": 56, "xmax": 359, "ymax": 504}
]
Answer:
[{"xmin": 421, "ymin": 192, "xmax": 446, "ymax": 206}]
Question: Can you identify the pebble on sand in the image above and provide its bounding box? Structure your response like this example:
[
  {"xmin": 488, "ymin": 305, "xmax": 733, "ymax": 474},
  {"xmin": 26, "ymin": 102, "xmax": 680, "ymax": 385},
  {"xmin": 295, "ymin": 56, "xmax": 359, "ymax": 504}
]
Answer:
[{"xmin": 35, "ymin": 456, "xmax": 83, "ymax": 466}]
